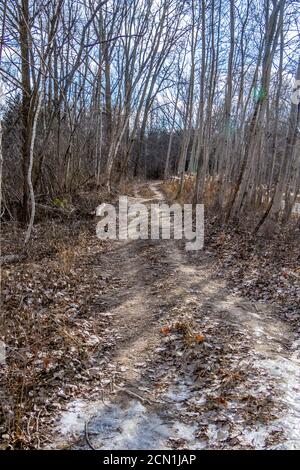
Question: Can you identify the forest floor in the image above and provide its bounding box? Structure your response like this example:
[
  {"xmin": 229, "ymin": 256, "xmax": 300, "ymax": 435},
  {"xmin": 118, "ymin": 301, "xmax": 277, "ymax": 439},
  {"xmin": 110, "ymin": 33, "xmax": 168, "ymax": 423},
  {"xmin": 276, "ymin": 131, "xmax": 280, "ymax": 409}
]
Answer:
[{"xmin": 1, "ymin": 182, "xmax": 299, "ymax": 449}]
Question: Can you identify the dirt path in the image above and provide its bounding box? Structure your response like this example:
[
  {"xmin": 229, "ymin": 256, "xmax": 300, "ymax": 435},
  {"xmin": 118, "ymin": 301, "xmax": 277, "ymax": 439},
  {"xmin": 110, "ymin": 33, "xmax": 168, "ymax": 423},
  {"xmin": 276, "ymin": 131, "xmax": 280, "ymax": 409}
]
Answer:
[{"xmin": 51, "ymin": 182, "xmax": 300, "ymax": 450}]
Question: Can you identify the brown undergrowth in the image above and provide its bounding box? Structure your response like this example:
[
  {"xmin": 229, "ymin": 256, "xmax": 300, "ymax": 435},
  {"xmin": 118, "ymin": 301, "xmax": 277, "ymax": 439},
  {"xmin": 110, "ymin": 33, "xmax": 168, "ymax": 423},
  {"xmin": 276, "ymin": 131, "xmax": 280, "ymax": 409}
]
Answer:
[
  {"xmin": 159, "ymin": 178, "xmax": 300, "ymax": 315},
  {"xmin": 0, "ymin": 183, "xmax": 134, "ymax": 449}
]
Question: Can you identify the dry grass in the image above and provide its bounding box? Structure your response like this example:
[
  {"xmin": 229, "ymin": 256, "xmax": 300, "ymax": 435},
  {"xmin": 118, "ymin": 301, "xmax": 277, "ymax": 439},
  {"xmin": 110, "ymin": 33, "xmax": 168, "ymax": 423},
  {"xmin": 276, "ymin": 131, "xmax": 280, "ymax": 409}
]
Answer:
[
  {"xmin": 58, "ymin": 246, "xmax": 77, "ymax": 275},
  {"xmin": 161, "ymin": 175, "xmax": 223, "ymax": 206},
  {"xmin": 138, "ymin": 183, "xmax": 156, "ymax": 199}
]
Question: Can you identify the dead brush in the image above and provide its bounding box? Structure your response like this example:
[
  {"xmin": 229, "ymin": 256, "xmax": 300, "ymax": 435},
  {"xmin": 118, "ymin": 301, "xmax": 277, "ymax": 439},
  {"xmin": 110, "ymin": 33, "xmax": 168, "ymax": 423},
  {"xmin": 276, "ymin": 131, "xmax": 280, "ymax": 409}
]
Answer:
[
  {"xmin": 58, "ymin": 246, "xmax": 76, "ymax": 274},
  {"xmin": 160, "ymin": 180, "xmax": 180, "ymax": 201},
  {"xmin": 138, "ymin": 184, "xmax": 155, "ymax": 198},
  {"xmin": 118, "ymin": 180, "xmax": 135, "ymax": 197},
  {"xmin": 181, "ymin": 177, "xmax": 195, "ymax": 204},
  {"xmin": 161, "ymin": 318, "xmax": 205, "ymax": 347},
  {"xmin": 1, "ymin": 357, "xmax": 38, "ymax": 449},
  {"xmin": 161, "ymin": 177, "xmax": 195, "ymax": 204},
  {"xmin": 204, "ymin": 177, "xmax": 220, "ymax": 207},
  {"xmin": 215, "ymin": 230, "xmax": 227, "ymax": 246},
  {"xmin": 174, "ymin": 321, "xmax": 205, "ymax": 346}
]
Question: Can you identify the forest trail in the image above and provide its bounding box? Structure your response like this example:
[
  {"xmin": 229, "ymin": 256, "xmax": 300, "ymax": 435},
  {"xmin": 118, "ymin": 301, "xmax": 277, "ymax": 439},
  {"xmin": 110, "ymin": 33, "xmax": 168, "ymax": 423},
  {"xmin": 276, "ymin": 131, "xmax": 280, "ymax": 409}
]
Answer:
[{"xmin": 51, "ymin": 182, "xmax": 300, "ymax": 450}]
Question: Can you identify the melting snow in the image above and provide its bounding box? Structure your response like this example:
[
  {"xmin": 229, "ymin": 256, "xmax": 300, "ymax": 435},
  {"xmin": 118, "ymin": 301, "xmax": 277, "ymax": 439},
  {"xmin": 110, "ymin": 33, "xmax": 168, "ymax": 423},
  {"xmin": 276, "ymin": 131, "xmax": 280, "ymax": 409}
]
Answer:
[{"xmin": 55, "ymin": 398, "xmax": 196, "ymax": 450}]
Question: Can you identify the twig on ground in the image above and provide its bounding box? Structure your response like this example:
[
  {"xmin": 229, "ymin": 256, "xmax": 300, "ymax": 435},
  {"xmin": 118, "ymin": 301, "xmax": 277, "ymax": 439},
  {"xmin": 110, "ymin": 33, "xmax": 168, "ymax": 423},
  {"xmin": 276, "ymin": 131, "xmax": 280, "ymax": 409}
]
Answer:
[{"xmin": 85, "ymin": 419, "xmax": 98, "ymax": 450}]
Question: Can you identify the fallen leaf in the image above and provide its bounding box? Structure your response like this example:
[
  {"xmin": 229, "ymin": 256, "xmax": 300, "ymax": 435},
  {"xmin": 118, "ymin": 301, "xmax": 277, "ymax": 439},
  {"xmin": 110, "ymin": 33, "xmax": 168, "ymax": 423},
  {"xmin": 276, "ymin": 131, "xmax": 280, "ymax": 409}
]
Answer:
[
  {"xmin": 194, "ymin": 333, "xmax": 205, "ymax": 343},
  {"xmin": 161, "ymin": 326, "xmax": 171, "ymax": 335}
]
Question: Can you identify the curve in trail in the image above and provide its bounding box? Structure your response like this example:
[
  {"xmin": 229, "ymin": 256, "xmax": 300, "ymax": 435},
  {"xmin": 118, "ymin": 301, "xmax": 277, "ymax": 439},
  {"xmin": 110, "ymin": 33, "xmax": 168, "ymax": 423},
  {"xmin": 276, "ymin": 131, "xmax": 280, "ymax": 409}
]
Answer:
[{"xmin": 51, "ymin": 182, "xmax": 300, "ymax": 450}]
